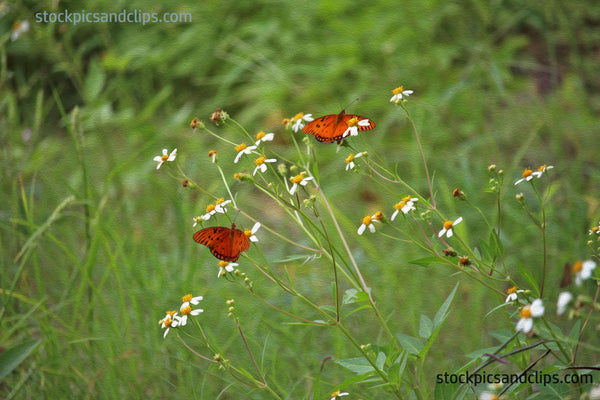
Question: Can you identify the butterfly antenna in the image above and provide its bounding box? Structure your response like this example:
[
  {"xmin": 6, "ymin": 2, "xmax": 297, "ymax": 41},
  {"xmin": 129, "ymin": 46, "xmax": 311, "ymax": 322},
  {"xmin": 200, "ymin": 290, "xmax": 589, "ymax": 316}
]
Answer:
[{"xmin": 342, "ymin": 97, "xmax": 360, "ymax": 111}]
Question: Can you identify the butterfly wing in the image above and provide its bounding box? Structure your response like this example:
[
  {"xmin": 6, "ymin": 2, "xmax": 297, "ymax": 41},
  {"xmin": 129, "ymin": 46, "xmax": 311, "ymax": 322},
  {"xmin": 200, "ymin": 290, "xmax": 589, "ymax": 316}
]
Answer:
[
  {"xmin": 303, "ymin": 110, "xmax": 375, "ymax": 143},
  {"xmin": 193, "ymin": 224, "xmax": 250, "ymax": 261}
]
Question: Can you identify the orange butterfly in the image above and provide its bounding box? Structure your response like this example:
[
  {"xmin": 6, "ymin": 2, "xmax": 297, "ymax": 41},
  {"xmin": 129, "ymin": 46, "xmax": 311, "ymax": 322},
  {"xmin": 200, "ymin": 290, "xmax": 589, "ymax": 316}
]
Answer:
[
  {"xmin": 193, "ymin": 223, "xmax": 250, "ymax": 261},
  {"xmin": 302, "ymin": 109, "xmax": 375, "ymax": 143}
]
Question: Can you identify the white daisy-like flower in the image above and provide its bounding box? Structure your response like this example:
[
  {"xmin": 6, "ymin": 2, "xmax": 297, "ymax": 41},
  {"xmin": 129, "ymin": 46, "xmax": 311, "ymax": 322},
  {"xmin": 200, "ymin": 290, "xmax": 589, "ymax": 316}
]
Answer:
[
  {"xmin": 214, "ymin": 198, "xmax": 232, "ymax": 213},
  {"xmin": 514, "ymin": 164, "xmax": 553, "ymax": 185},
  {"xmin": 390, "ymin": 196, "xmax": 418, "ymax": 221},
  {"xmin": 11, "ymin": 20, "xmax": 30, "ymax": 42},
  {"xmin": 234, "ymin": 143, "xmax": 257, "ymax": 164},
  {"xmin": 253, "ymin": 155, "xmax": 277, "ymax": 175},
  {"xmin": 153, "ymin": 148, "xmax": 177, "ymax": 169},
  {"xmin": 588, "ymin": 222, "xmax": 600, "ymax": 235},
  {"xmin": 357, "ymin": 212, "xmax": 383, "ymax": 235},
  {"xmin": 192, "ymin": 216, "xmax": 202, "ymax": 227},
  {"xmin": 289, "ymin": 172, "xmax": 314, "ymax": 195},
  {"xmin": 218, "ymin": 261, "xmax": 238, "ymax": 277},
  {"xmin": 342, "ymin": 118, "xmax": 373, "ymax": 138},
  {"xmin": 202, "ymin": 198, "xmax": 232, "ymax": 220},
  {"xmin": 159, "ymin": 311, "xmax": 179, "ymax": 338},
  {"xmin": 177, "ymin": 294, "xmax": 204, "ymax": 326},
  {"xmin": 515, "ymin": 299, "xmax": 544, "ymax": 333},
  {"xmin": 574, "ymin": 260, "xmax": 596, "ymax": 286},
  {"xmin": 291, "ymin": 113, "xmax": 314, "ymax": 132},
  {"xmin": 438, "ymin": 217, "xmax": 463, "ymax": 238},
  {"xmin": 344, "ymin": 152, "xmax": 365, "ymax": 171},
  {"xmin": 504, "ymin": 286, "xmax": 525, "ymax": 303},
  {"xmin": 255, "ymin": 131, "xmax": 275, "ymax": 146},
  {"xmin": 208, "ymin": 150, "xmax": 217, "ymax": 163},
  {"xmin": 556, "ymin": 291, "xmax": 573, "ymax": 316},
  {"xmin": 390, "ymin": 85, "xmax": 414, "ymax": 103},
  {"xmin": 244, "ymin": 222, "xmax": 261, "ymax": 242},
  {"xmin": 330, "ymin": 390, "xmax": 349, "ymax": 399},
  {"xmin": 479, "ymin": 392, "xmax": 499, "ymax": 400}
]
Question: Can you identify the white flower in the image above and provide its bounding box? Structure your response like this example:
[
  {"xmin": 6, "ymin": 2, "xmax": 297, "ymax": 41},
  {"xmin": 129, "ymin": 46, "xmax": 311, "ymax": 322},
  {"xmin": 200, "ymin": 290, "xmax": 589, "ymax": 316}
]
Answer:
[
  {"xmin": 330, "ymin": 390, "xmax": 349, "ymax": 399},
  {"xmin": 159, "ymin": 311, "xmax": 179, "ymax": 338},
  {"xmin": 574, "ymin": 260, "xmax": 596, "ymax": 286},
  {"xmin": 192, "ymin": 216, "xmax": 202, "ymax": 227},
  {"xmin": 391, "ymin": 196, "xmax": 418, "ymax": 221},
  {"xmin": 390, "ymin": 86, "xmax": 414, "ymax": 103},
  {"xmin": 344, "ymin": 152, "xmax": 364, "ymax": 171},
  {"xmin": 504, "ymin": 287, "xmax": 525, "ymax": 303},
  {"xmin": 177, "ymin": 294, "xmax": 204, "ymax": 326},
  {"xmin": 479, "ymin": 392, "xmax": 499, "ymax": 400},
  {"xmin": 588, "ymin": 222, "xmax": 600, "ymax": 235},
  {"xmin": 515, "ymin": 299, "xmax": 544, "ymax": 333},
  {"xmin": 438, "ymin": 217, "xmax": 463, "ymax": 238},
  {"xmin": 342, "ymin": 118, "xmax": 373, "ymax": 138},
  {"xmin": 291, "ymin": 113, "xmax": 314, "ymax": 132},
  {"xmin": 245, "ymin": 222, "xmax": 261, "ymax": 242},
  {"xmin": 253, "ymin": 155, "xmax": 277, "ymax": 175},
  {"xmin": 357, "ymin": 212, "xmax": 383, "ymax": 235},
  {"xmin": 11, "ymin": 20, "xmax": 30, "ymax": 42},
  {"xmin": 255, "ymin": 131, "xmax": 275, "ymax": 146},
  {"xmin": 234, "ymin": 143, "xmax": 257, "ymax": 163},
  {"xmin": 556, "ymin": 291, "xmax": 573, "ymax": 316},
  {"xmin": 153, "ymin": 148, "xmax": 177, "ymax": 169},
  {"xmin": 514, "ymin": 165, "xmax": 553, "ymax": 185},
  {"xmin": 202, "ymin": 198, "xmax": 232, "ymax": 221},
  {"xmin": 218, "ymin": 261, "xmax": 237, "ymax": 277},
  {"xmin": 289, "ymin": 173, "xmax": 314, "ymax": 195}
]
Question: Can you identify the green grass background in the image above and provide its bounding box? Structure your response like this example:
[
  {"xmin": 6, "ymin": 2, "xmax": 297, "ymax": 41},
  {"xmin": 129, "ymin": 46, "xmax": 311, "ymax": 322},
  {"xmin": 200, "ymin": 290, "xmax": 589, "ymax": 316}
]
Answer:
[{"xmin": 2, "ymin": 0, "xmax": 599, "ymax": 398}]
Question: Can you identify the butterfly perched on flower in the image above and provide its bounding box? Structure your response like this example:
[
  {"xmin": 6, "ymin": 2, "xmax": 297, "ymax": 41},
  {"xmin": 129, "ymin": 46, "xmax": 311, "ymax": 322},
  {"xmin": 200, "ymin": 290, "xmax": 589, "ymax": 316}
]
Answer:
[
  {"xmin": 302, "ymin": 109, "xmax": 375, "ymax": 143},
  {"xmin": 193, "ymin": 224, "xmax": 250, "ymax": 261}
]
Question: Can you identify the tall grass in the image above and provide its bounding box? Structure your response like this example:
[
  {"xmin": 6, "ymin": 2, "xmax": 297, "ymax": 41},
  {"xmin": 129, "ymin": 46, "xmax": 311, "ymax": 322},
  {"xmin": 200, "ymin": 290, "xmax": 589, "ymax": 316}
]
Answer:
[{"xmin": 1, "ymin": 0, "xmax": 599, "ymax": 398}]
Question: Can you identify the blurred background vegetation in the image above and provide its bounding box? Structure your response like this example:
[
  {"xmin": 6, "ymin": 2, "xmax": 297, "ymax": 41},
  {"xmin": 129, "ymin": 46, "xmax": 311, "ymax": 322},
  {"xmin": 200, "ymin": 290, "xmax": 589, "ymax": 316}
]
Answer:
[{"xmin": 1, "ymin": 0, "xmax": 599, "ymax": 398}]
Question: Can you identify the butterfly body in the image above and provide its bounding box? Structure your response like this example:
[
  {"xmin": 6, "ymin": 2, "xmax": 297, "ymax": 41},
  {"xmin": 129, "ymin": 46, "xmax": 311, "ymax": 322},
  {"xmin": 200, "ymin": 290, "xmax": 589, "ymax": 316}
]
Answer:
[
  {"xmin": 193, "ymin": 223, "xmax": 250, "ymax": 261},
  {"xmin": 302, "ymin": 109, "xmax": 375, "ymax": 143}
]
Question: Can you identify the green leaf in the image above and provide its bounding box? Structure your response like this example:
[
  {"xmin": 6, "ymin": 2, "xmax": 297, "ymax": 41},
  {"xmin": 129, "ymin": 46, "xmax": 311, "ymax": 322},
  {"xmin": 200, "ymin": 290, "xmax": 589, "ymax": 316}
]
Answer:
[
  {"xmin": 83, "ymin": 58, "xmax": 106, "ymax": 103},
  {"xmin": 409, "ymin": 257, "xmax": 444, "ymax": 267},
  {"xmin": 516, "ymin": 261, "xmax": 540, "ymax": 296},
  {"xmin": 396, "ymin": 333, "xmax": 424, "ymax": 355},
  {"xmin": 0, "ymin": 339, "xmax": 42, "ymax": 380},
  {"xmin": 419, "ymin": 315, "xmax": 433, "ymax": 339},
  {"xmin": 335, "ymin": 357, "xmax": 375, "ymax": 375},
  {"xmin": 433, "ymin": 282, "xmax": 458, "ymax": 329},
  {"xmin": 375, "ymin": 352, "xmax": 386, "ymax": 370}
]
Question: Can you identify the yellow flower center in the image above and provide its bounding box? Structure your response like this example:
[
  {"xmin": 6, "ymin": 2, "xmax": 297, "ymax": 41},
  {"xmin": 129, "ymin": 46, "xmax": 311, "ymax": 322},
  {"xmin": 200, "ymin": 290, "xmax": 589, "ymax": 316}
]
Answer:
[
  {"xmin": 182, "ymin": 294, "xmax": 193, "ymax": 302},
  {"xmin": 235, "ymin": 143, "xmax": 247, "ymax": 152},
  {"xmin": 394, "ymin": 201, "xmax": 406, "ymax": 210},
  {"xmin": 219, "ymin": 261, "xmax": 229, "ymax": 267},
  {"xmin": 506, "ymin": 286, "xmax": 517, "ymax": 295},
  {"xmin": 362, "ymin": 215, "xmax": 372, "ymax": 225},
  {"xmin": 161, "ymin": 154, "xmax": 169, "ymax": 162},
  {"xmin": 347, "ymin": 117, "xmax": 359, "ymax": 127},
  {"xmin": 392, "ymin": 86, "xmax": 404, "ymax": 94},
  {"xmin": 256, "ymin": 131, "xmax": 266, "ymax": 140},
  {"xmin": 519, "ymin": 305, "xmax": 532, "ymax": 318},
  {"xmin": 572, "ymin": 260, "xmax": 583, "ymax": 274},
  {"xmin": 401, "ymin": 195, "xmax": 412, "ymax": 202},
  {"xmin": 254, "ymin": 156, "xmax": 266, "ymax": 165},
  {"xmin": 205, "ymin": 204, "xmax": 216, "ymax": 213},
  {"xmin": 537, "ymin": 164, "xmax": 547, "ymax": 172},
  {"xmin": 208, "ymin": 150, "xmax": 217, "ymax": 157},
  {"xmin": 180, "ymin": 305, "xmax": 192, "ymax": 315},
  {"xmin": 345, "ymin": 154, "xmax": 355, "ymax": 163},
  {"xmin": 291, "ymin": 173, "xmax": 306, "ymax": 184},
  {"xmin": 331, "ymin": 391, "xmax": 342, "ymax": 397},
  {"xmin": 215, "ymin": 197, "xmax": 225, "ymax": 205},
  {"xmin": 281, "ymin": 118, "xmax": 290, "ymax": 125},
  {"xmin": 162, "ymin": 317, "xmax": 173, "ymax": 327},
  {"xmin": 592, "ymin": 226, "xmax": 600, "ymax": 234},
  {"xmin": 293, "ymin": 112, "xmax": 304, "ymax": 121},
  {"xmin": 522, "ymin": 168, "xmax": 533, "ymax": 178},
  {"xmin": 443, "ymin": 220, "xmax": 454, "ymax": 230},
  {"xmin": 373, "ymin": 211, "xmax": 383, "ymax": 220},
  {"xmin": 244, "ymin": 228, "xmax": 252, "ymax": 237},
  {"xmin": 233, "ymin": 173, "xmax": 241, "ymax": 180}
]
